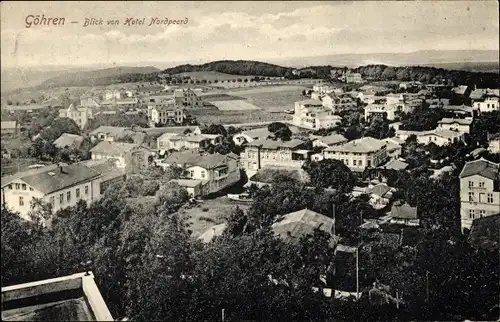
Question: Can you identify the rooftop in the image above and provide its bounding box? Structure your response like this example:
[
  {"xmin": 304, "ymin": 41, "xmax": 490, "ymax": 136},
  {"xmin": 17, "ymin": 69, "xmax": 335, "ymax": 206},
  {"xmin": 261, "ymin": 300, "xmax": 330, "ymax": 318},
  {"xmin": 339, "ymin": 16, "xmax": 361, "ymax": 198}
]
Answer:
[
  {"xmin": 89, "ymin": 126, "xmax": 128, "ymax": 137},
  {"xmin": 1, "ymin": 272, "xmax": 113, "ymax": 321},
  {"xmin": 380, "ymin": 159, "xmax": 409, "ymax": 171},
  {"xmin": 241, "ymin": 127, "xmax": 273, "ymax": 140},
  {"xmin": 247, "ymin": 138, "xmax": 306, "ymax": 150},
  {"xmin": 1, "ymin": 163, "xmax": 100, "ymax": 194},
  {"xmin": 145, "ymin": 126, "xmax": 200, "ymax": 136},
  {"xmin": 313, "ymin": 134, "xmax": 348, "ymax": 146},
  {"xmin": 272, "ymin": 208, "xmax": 337, "ymax": 243},
  {"xmin": 325, "ymin": 137, "xmax": 386, "ymax": 153},
  {"xmin": 369, "ymin": 183, "xmax": 393, "ymax": 198},
  {"xmin": 90, "ymin": 141, "xmax": 144, "ymax": 155},
  {"xmin": 459, "ymin": 158, "xmax": 499, "ymax": 181},
  {"xmin": 390, "ymin": 201, "xmax": 418, "ymax": 219},
  {"xmin": 1, "ymin": 121, "xmax": 18, "ymax": 130},
  {"xmin": 53, "ymin": 133, "xmax": 84, "ymax": 149},
  {"xmin": 438, "ymin": 118, "xmax": 473, "ymax": 125},
  {"xmin": 164, "ymin": 151, "xmax": 239, "ymax": 170},
  {"xmin": 296, "ymin": 99, "xmax": 323, "ymax": 106}
]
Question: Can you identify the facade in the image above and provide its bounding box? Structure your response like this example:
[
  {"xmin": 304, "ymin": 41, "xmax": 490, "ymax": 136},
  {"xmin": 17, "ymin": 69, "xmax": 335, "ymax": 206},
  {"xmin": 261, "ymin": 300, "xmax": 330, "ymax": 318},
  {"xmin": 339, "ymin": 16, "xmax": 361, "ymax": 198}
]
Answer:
[
  {"xmin": 389, "ymin": 202, "xmax": 419, "ymax": 226},
  {"xmin": 59, "ymin": 104, "xmax": 92, "ymax": 129},
  {"xmin": 173, "ymin": 88, "xmax": 203, "ymax": 108},
  {"xmin": 148, "ymin": 100, "xmax": 186, "ymax": 127},
  {"xmin": 240, "ymin": 139, "xmax": 310, "ymax": 175},
  {"xmin": 395, "ymin": 128, "xmax": 464, "ymax": 146},
  {"xmin": 383, "ymin": 138, "xmax": 403, "ymax": 160},
  {"xmin": 157, "ymin": 133, "xmax": 222, "ymax": 152},
  {"xmin": 343, "ymin": 71, "xmax": 363, "ymax": 84},
  {"xmin": 459, "ymin": 159, "xmax": 500, "ymax": 232},
  {"xmin": 321, "ymin": 93, "xmax": 358, "ymax": 113},
  {"xmin": 488, "ymin": 137, "xmax": 500, "ymax": 154},
  {"xmin": 1, "ymin": 272, "xmax": 113, "ymax": 321},
  {"xmin": 90, "ymin": 141, "xmax": 151, "ymax": 169},
  {"xmin": 323, "ymin": 137, "xmax": 388, "ymax": 172},
  {"xmin": 364, "ymin": 103, "xmax": 403, "ymax": 121},
  {"xmin": 473, "ymin": 97, "xmax": 499, "ymax": 113},
  {"xmin": 313, "ymin": 83, "xmax": 343, "ymax": 95},
  {"xmin": 161, "ymin": 151, "xmax": 240, "ymax": 196},
  {"xmin": 437, "ymin": 118, "xmax": 473, "ymax": 134},
  {"xmin": 0, "ymin": 163, "xmax": 101, "ymax": 222},
  {"xmin": 0, "ymin": 121, "xmax": 19, "ymax": 136},
  {"xmin": 293, "ymin": 99, "xmax": 341, "ymax": 130}
]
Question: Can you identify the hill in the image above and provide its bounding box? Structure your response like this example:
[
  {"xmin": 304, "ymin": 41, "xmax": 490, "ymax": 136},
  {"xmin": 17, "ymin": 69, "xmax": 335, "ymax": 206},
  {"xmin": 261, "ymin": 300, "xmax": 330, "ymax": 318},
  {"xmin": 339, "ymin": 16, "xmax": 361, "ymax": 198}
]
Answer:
[
  {"xmin": 420, "ymin": 62, "xmax": 499, "ymax": 73},
  {"xmin": 163, "ymin": 60, "xmax": 293, "ymax": 78},
  {"xmin": 38, "ymin": 66, "xmax": 161, "ymax": 88},
  {"xmin": 172, "ymin": 71, "xmax": 256, "ymax": 81}
]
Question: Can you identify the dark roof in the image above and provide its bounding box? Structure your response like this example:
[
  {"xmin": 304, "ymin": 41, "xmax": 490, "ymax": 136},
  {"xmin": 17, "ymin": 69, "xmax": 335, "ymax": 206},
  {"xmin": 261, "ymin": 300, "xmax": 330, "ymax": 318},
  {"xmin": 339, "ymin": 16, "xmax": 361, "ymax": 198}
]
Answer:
[
  {"xmin": 390, "ymin": 202, "xmax": 418, "ymax": 219},
  {"xmin": 459, "ymin": 159, "xmax": 499, "ymax": 181},
  {"xmin": 90, "ymin": 141, "xmax": 144, "ymax": 154},
  {"xmin": 250, "ymin": 167, "xmax": 310, "ymax": 184},
  {"xmin": 164, "ymin": 151, "xmax": 239, "ymax": 170},
  {"xmin": 381, "ymin": 159, "xmax": 408, "ymax": 171},
  {"xmin": 369, "ymin": 183, "xmax": 393, "ymax": 197},
  {"xmin": 468, "ymin": 214, "xmax": 500, "ymax": 251},
  {"xmin": 8, "ymin": 164, "xmax": 100, "ymax": 194},
  {"xmin": 53, "ymin": 133, "xmax": 84, "ymax": 149}
]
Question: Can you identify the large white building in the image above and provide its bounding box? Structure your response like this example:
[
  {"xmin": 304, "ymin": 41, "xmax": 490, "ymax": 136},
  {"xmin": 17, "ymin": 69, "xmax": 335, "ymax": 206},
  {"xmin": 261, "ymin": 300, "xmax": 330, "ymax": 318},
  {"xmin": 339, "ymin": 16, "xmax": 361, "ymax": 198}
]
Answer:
[
  {"xmin": 473, "ymin": 97, "xmax": 499, "ymax": 113},
  {"xmin": 323, "ymin": 137, "xmax": 388, "ymax": 172},
  {"xmin": 90, "ymin": 141, "xmax": 151, "ymax": 170},
  {"xmin": 148, "ymin": 101, "xmax": 187, "ymax": 127},
  {"xmin": 395, "ymin": 128, "xmax": 464, "ymax": 146},
  {"xmin": 292, "ymin": 99, "xmax": 341, "ymax": 130},
  {"xmin": 459, "ymin": 159, "xmax": 500, "ymax": 232},
  {"xmin": 1, "ymin": 164, "xmax": 101, "ymax": 222},
  {"xmin": 437, "ymin": 118, "xmax": 473, "ymax": 134},
  {"xmin": 321, "ymin": 93, "xmax": 358, "ymax": 113},
  {"xmin": 59, "ymin": 104, "xmax": 92, "ymax": 129}
]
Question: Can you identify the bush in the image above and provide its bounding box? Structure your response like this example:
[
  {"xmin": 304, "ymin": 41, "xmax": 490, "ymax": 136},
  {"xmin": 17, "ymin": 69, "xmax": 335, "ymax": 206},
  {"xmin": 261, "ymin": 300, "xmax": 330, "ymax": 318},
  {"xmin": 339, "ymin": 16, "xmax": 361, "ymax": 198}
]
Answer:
[{"xmin": 201, "ymin": 207, "xmax": 209, "ymax": 212}]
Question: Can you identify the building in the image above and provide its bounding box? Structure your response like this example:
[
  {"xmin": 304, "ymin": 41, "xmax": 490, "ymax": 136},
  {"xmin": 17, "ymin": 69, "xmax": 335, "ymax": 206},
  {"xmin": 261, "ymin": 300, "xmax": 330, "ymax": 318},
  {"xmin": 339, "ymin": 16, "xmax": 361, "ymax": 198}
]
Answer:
[
  {"xmin": 293, "ymin": 99, "xmax": 341, "ymax": 130},
  {"xmin": 321, "ymin": 93, "xmax": 358, "ymax": 113},
  {"xmin": 1, "ymin": 272, "xmax": 113, "ymax": 321},
  {"xmin": 311, "ymin": 133, "xmax": 348, "ymax": 148},
  {"xmin": 59, "ymin": 104, "xmax": 92, "ymax": 129},
  {"xmin": 383, "ymin": 137, "xmax": 403, "ymax": 160},
  {"xmin": 395, "ymin": 128, "xmax": 464, "ymax": 146},
  {"xmin": 367, "ymin": 183, "xmax": 395, "ymax": 210},
  {"xmin": 104, "ymin": 90, "xmax": 124, "ymax": 100},
  {"xmin": 173, "ymin": 88, "xmax": 203, "ymax": 108},
  {"xmin": 240, "ymin": 139, "xmax": 310, "ymax": 175},
  {"xmin": 53, "ymin": 133, "xmax": 85, "ymax": 149},
  {"xmin": 0, "ymin": 163, "xmax": 101, "ymax": 221},
  {"xmin": 160, "ymin": 151, "xmax": 240, "ymax": 197},
  {"xmin": 89, "ymin": 126, "xmax": 129, "ymax": 142},
  {"xmin": 437, "ymin": 118, "xmax": 473, "ymax": 134},
  {"xmin": 459, "ymin": 158, "xmax": 500, "ymax": 232},
  {"xmin": 157, "ymin": 133, "xmax": 222, "ymax": 152},
  {"xmin": 488, "ymin": 135, "xmax": 500, "ymax": 154},
  {"xmin": 313, "ymin": 83, "xmax": 343, "ymax": 95},
  {"xmin": 90, "ymin": 141, "xmax": 151, "ymax": 169},
  {"xmin": 80, "ymin": 96, "xmax": 101, "ymax": 108},
  {"xmin": 342, "ymin": 71, "xmax": 363, "ymax": 84},
  {"xmin": 473, "ymin": 97, "xmax": 499, "ymax": 113},
  {"xmin": 364, "ymin": 103, "xmax": 403, "ymax": 121},
  {"xmin": 272, "ymin": 208, "xmax": 338, "ymax": 245},
  {"xmin": 323, "ymin": 137, "xmax": 388, "ymax": 172},
  {"xmin": 440, "ymin": 105, "xmax": 474, "ymax": 119},
  {"xmin": 148, "ymin": 103, "xmax": 186, "ymax": 127},
  {"xmin": 399, "ymin": 81, "xmax": 423, "ymax": 90},
  {"xmin": 0, "ymin": 121, "xmax": 19, "ymax": 136},
  {"xmin": 389, "ymin": 201, "xmax": 419, "ymax": 226},
  {"xmin": 233, "ymin": 127, "xmax": 273, "ymax": 145}
]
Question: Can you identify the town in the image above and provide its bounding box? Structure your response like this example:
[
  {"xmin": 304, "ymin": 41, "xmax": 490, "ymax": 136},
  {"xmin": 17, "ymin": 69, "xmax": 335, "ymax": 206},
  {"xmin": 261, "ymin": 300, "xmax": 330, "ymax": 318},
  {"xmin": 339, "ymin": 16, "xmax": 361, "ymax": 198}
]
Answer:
[{"xmin": 1, "ymin": 1, "xmax": 499, "ymax": 322}]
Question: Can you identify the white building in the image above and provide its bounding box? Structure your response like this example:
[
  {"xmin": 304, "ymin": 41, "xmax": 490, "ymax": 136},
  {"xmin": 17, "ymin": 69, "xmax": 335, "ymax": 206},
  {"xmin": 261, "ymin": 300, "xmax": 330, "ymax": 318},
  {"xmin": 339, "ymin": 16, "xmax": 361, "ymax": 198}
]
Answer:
[
  {"xmin": 313, "ymin": 83, "xmax": 343, "ymax": 95},
  {"xmin": 293, "ymin": 99, "xmax": 341, "ymax": 130},
  {"xmin": 1, "ymin": 164, "xmax": 101, "ymax": 222},
  {"xmin": 173, "ymin": 88, "xmax": 203, "ymax": 108},
  {"xmin": 437, "ymin": 118, "xmax": 473, "ymax": 134},
  {"xmin": 310, "ymin": 133, "xmax": 348, "ymax": 148},
  {"xmin": 321, "ymin": 93, "xmax": 358, "ymax": 113},
  {"xmin": 473, "ymin": 97, "xmax": 499, "ymax": 113},
  {"xmin": 157, "ymin": 133, "xmax": 222, "ymax": 152},
  {"xmin": 323, "ymin": 137, "xmax": 388, "ymax": 172},
  {"xmin": 233, "ymin": 127, "xmax": 273, "ymax": 146},
  {"xmin": 59, "ymin": 104, "xmax": 92, "ymax": 129},
  {"xmin": 90, "ymin": 141, "xmax": 151, "ymax": 169},
  {"xmin": 459, "ymin": 159, "xmax": 500, "ymax": 232},
  {"xmin": 148, "ymin": 103, "xmax": 186, "ymax": 127},
  {"xmin": 488, "ymin": 136, "xmax": 500, "ymax": 154},
  {"xmin": 395, "ymin": 128, "xmax": 464, "ymax": 146}
]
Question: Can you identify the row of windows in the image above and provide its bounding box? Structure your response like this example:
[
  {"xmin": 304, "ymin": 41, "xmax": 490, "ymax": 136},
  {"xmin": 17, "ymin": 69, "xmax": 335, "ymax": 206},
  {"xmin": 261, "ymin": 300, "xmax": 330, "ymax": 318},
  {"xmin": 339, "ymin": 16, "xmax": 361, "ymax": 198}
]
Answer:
[
  {"xmin": 468, "ymin": 181, "xmax": 486, "ymax": 188},
  {"xmin": 19, "ymin": 185, "xmax": 91, "ymax": 207},
  {"xmin": 468, "ymin": 192, "xmax": 494, "ymax": 203},
  {"xmin": 469, "ymin": 209, "xmax": 486, "ymax": 219},
  {"xmin": 8, "ymin": 183, "xmax": 34, "ymax": 191}
]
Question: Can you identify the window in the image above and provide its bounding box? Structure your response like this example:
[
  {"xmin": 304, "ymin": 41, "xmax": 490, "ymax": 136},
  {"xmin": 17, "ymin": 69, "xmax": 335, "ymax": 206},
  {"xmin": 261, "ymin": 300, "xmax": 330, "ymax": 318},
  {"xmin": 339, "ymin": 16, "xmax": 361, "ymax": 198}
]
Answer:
[
  {"xmin": 479, "ymin": 193, "xmax": 486, "ymax": 203},
  {"xmin": 487, "ymin": 193, "xmax": 494, "ymax": 203},
  {"xmin": 19, "ymin": 196, "xmax": 24, "ymax": 206},
  {"xmin": 201, "ymin": 171, "xmax": 206, "ymax": 179},
  {"xmin": 49, "ymin": 196, "xmax": 55, "ymax": 206},
  {"xmin": 479, "ymin": 182, "xmax": 485, "ymax": 188},
  {"xmin": 60, "ymin": 193, "xmax": 64, "ymax": 204},
  {"xmin": 468, "ymin": 181, "xmax": 474, "ymax": 188},
  {"xmin": 29, "ymin": 187, "xmax": 34, "ymax": 191},
  {"xmin": 8, "ymin": 184, "xmax": 12, "ymax": 190},
  {"xmin": 190, "ymin": 170, "xmax": 194, "ymax": 177},
  {"xmin": 67, "ymin": 191, "xmax": 71, "ymax": 202},
  {"xmin": 85, "ymin": 185, "xmax": 89, "ymax": 195},
  {"xmin": 353, "ymin": 160, "xmax": 357, "ymax": 166},
  {"xmin": 468, "ymin": 192, "xmax": 475, "ymax": 202},
  {"xmin": 76, "ymin": 188, "xmax": 80, "ymax": 198},
  {"xmin": 358, "ymin": 160, "xmax": 363, "ymax": 167},
  {"xmin": 469, "ymin": 209, "xmax": 475, "ymax": 219},
  {"xmin": 479, "ymin": 210, "xmax": 485, "ymax": 218},
  {"xmin": 15, "ymin": 183, "xmax": 20, "ymax": 190},
  {"xmin": 367, "ymin": 160, "xmax": 372, "ymax": 167}
]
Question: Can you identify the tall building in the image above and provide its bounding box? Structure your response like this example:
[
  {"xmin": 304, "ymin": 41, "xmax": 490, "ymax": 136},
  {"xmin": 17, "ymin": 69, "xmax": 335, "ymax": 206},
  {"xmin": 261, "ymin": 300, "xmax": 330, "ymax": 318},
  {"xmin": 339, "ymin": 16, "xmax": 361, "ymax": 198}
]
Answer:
[
  {"xmin": 292, "ymin": 99, "xmax": 341, "ymax": 130},
  {"xmin": 459, "ymin": 158, "xmax": 500, "ymax": 232},
  {"xmin": 59, "ymin": 104, "xmax": 92, "ymax": 129},
  {"xmin": 323, "ymin": 137, "xmax": 388, "ymax": 172}
]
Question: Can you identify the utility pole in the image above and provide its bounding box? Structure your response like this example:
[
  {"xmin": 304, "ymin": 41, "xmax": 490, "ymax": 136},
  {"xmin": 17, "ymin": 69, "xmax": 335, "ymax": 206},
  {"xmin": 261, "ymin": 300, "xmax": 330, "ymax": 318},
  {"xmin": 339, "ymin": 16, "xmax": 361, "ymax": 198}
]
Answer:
[
  {"xmin": 221, "ymin": 308, "xmax": 225, "ymax": 322},
  {"xmin": 332, "ymin": 204, "xmax": 336, "ymax": 238},
  {"xmin": 356, "ymin": 246, "xmax": 359, "ymax": 301}
]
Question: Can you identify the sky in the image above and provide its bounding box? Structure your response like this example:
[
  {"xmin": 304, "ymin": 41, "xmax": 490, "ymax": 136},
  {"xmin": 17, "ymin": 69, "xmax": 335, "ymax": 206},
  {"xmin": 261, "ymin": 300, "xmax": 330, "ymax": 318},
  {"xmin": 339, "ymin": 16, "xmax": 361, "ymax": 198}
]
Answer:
[{"xmin": 1, "ymin": 1, "xmax": 499, "ymax": 68}]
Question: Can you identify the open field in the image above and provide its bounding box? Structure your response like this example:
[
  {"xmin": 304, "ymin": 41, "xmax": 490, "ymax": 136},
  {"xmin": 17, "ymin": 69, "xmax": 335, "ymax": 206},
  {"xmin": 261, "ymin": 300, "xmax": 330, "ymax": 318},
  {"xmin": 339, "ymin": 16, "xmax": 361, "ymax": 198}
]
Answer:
[
  {"xmin": 208, "ymin": 100, "xmax": 261, "ymax": 111},
  {"xmin": 179, "ymin": 196, "xmax": 250, "ymax": 238},
  {"xmin": 237, "ymin": 89, "xmax": 306, "ymax": 112},
  {"xmin": 191, "ymin": 108, "xmax": 292, "ymax": 125},
  {"xmin": 200, "ymin": 93, "xmax": 244, "ymax": 101}
]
